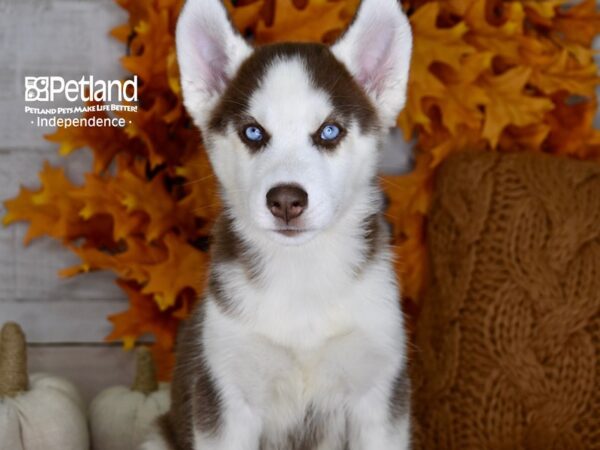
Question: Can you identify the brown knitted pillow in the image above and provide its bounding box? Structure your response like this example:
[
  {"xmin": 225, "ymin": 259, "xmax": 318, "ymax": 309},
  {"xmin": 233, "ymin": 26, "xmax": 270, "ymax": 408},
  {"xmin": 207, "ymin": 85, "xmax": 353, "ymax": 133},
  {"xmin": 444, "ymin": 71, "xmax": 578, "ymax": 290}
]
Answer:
[{"xmin": 411, "ymin": 152, "xmax": 600, "ymax": 450}]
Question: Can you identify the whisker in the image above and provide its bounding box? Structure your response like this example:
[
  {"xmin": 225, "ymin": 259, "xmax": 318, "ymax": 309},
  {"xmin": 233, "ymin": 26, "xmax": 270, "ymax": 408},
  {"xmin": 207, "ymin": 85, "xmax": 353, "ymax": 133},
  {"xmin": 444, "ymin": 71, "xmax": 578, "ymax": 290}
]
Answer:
[
  {"xmin": 184, "ymin": 173, "xmax": 215, "ymax": 186},
  {"xmin": 377, "ymin": 176, "xmax": 405, "ymax": 190},
  {"xmin": 193, "ymin": 202, "xmax": 222, "ymax": 214}
]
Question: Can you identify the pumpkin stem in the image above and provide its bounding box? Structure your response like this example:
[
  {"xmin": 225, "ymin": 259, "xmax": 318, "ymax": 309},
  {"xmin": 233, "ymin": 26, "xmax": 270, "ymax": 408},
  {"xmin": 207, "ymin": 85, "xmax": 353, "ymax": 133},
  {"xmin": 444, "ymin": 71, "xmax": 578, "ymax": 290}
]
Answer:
[
  {"xmin": 0, "ymin": 322, "xmax": 29, "ymax": 397},
  {"xmin": 132, "ymin": 346, "xmax": 158, "ymax": 394}
]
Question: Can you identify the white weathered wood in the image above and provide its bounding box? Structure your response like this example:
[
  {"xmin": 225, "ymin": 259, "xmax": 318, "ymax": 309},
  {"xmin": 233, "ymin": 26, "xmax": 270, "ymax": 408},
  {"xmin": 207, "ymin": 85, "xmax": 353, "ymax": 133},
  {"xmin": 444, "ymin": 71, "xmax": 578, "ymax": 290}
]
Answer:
[
  {"xmin": 0, "ymin": 299, "xmax": 128, "ymax": 343},
  {"xmin": 0, "ymin": 0, "xmax": 127, "ymax": 151},
  {"xmin": 380, "ymin": 127, "xmax": 415, "ymax": 174},
  {"xmin": 27, "ymin": 344, "xmax": 137, "ymax": 405}
]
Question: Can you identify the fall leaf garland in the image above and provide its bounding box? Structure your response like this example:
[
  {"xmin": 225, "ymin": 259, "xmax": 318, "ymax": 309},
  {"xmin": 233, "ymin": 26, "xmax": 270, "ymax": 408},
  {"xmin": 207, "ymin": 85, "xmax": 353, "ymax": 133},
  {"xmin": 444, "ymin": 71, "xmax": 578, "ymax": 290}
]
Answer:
[{"xmin": 3, "ymin": 0, "xmax": 600, "ymax": 378}]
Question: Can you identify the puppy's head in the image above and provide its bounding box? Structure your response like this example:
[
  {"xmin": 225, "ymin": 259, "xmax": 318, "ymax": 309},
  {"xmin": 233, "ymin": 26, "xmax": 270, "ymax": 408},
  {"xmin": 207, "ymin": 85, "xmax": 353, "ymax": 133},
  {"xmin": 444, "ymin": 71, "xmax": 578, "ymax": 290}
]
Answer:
[{"xmin": 176, "ymin": 0, "xmax": 412, "ymax": 246}]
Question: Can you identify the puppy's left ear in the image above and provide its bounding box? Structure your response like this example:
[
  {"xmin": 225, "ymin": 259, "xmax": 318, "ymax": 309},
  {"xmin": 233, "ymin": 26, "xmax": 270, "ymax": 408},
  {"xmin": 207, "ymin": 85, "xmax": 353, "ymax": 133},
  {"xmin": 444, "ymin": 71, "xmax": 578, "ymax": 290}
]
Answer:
[
  {"xmin": 332, "ymin": 0, "xmax": 412, "ymax": 127},
  {"xmin": 176, "ymin": 0, "xmax": 252, "ymax": 129}
]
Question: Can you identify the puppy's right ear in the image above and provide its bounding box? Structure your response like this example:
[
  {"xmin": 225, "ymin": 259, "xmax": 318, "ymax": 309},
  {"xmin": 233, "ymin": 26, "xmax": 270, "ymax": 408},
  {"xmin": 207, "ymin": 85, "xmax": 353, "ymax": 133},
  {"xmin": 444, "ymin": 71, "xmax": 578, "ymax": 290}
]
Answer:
[{"xmin": 176, "ymin": 0, "xmax": 252, "ymax": 129}]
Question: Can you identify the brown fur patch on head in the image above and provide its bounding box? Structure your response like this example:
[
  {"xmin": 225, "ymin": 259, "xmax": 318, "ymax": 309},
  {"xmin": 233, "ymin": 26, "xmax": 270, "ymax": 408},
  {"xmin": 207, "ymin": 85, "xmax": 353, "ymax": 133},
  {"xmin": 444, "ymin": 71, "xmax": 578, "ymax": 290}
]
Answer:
[{"xmin": 209, "ymin": 43, "xmax": 379, "ymax": 137}]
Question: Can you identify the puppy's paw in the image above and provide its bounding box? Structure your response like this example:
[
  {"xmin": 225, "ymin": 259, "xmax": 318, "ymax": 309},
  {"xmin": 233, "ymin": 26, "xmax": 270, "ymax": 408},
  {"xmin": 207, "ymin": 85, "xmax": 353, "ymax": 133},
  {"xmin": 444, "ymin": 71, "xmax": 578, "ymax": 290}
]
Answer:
[{"xmin": 137, "ymin": 433, "xmax": 172, "ymax": 450}]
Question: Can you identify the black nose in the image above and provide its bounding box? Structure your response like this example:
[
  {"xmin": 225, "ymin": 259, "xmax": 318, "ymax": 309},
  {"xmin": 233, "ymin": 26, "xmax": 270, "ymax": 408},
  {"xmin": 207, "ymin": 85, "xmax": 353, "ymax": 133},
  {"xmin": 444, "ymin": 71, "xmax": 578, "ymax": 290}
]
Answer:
[{"xmin": 266, "ymin": 184, "xmax": 308, "ymax": 223}]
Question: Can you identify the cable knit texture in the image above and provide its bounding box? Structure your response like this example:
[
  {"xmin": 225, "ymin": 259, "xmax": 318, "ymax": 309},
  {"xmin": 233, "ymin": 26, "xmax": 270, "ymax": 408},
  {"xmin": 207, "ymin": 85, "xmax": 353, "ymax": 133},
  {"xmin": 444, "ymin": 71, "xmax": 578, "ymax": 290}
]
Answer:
[{"xmin": 411, "ymin": 152, "xmax": 600, "ymax": 450}]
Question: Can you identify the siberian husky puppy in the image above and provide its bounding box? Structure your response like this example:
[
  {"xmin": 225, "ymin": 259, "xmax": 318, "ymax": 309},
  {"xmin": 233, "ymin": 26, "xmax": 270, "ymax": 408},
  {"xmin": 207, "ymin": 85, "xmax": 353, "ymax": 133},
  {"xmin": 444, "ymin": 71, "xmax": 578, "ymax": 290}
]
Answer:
[{"xmin": 142, "ymin": 0, "xmax": 412, "ymax": 448}]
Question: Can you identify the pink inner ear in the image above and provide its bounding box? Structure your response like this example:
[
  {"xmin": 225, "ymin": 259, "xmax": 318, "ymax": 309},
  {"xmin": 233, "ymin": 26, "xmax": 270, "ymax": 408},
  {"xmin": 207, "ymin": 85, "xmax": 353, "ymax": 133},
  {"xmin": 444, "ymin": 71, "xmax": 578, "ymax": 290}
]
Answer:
[
  {"xmin": 189, "ymin": 25, "xmax": 229, "ymax": 95},
  {"xmin": 355, "ymin": 21, "xmax": 396, "ymax": 97}
]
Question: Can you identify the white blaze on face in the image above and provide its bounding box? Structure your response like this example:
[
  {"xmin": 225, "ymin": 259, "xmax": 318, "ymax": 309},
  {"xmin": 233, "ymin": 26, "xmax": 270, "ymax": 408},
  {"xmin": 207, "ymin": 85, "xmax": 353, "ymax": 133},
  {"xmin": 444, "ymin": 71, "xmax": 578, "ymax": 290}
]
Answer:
[
  {"xmin": 245, "ymin": 57, "xmax": 345, "ymax": 238},
  {"xmin": 207, "ymin": 55, "xmax": 380, "ymax": 245}
]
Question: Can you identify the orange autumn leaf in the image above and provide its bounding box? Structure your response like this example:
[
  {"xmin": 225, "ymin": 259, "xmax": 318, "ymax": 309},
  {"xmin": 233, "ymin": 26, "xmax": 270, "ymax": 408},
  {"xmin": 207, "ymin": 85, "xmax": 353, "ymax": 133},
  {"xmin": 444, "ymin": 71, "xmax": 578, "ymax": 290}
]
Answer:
[
  {"xmin": 45, "ymin": 106, "xmax": 134, "ymax": 173},
  {"xmin": 73, "ymin": 173, "xmax": 146, "ymax": 241},
  {"xmin": 60, "ymin": 235, "xmax": 167, "ymax": 281},
  {"xmin": 228, "ymin": 0, "xmax": 267, "ymax": 37},
  {"xmin": 399, "ymin": 2, "xmax": 475, "ymax": 135},
  {"xmin": 3, "ymin": 163, "xmax": 84, "ymax": 244},
  {"xmin": 106, "ymin": 279, "xmax": 184, "ymax": 354},
  {"xmin": 426, "ymin": 52, "xmax": 492, "ymax": 134},
  {"xmin": 522, "ymin": 0, "xmax": 561, "ymax": 27},
  {"xmin": 462, "ymin": 0, "xmax": 525, "ymax": 63},
  {"xmin": 528, "ymin": 49, "xmax": 599, "ymax": 97},
  {"xmin": 142, "ymin": 233, "xmax": 208, "ymax": 310},
  {"xmin": 116, "ymin": 170, "xmax": 179, "ymax": 241},
  {"xmin": 120, "ymin": 4, "xmax": 179, "ymax": 89},
  {"xmin": 481, "ymin": 67, "xmax": 554, "ymax": 148},
  {"xmin": 3, "ymin": 187, "xmax": 60, "ymax": 244},
  {"xmin": 255, "ymin": 0, "xmax": 355, "ymax": 43},
  {"xmin": 553, "ymin": 0, "xmax": 600, "ymax": 46},
  {"xmin": 412, "ymin": 3, "xmax": 475, "ymax": 71},
  {"xmin": 498, "ymin": 122, "xmax": 551, "ymax": 153},
  {"xmin": 545, "ymin": 93, "xmax": 600, "ymax": 159},
  {"xmin": 176, "ymin": 150, "xmax": 221, "ymax": 235}
]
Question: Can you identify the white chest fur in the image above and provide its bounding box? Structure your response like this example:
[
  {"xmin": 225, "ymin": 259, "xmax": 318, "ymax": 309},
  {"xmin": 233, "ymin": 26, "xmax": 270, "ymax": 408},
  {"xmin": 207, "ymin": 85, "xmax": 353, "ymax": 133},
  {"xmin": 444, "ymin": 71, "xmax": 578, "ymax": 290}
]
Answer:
[{"xmin": 203, "ymin": 247, "xmax": 405, "ymax": 441}]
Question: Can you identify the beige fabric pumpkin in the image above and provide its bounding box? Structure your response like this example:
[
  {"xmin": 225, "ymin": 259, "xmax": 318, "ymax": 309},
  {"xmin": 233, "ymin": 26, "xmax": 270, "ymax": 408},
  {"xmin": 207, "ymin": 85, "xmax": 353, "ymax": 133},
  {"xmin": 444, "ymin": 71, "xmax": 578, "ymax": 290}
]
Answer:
[
  {"xmin": 0, "ymin": 322, "xmax": 89, "ymax": 450},
  {"xmin": 89, "ymin": 347, "xmax": 170, "ymax": 450}
]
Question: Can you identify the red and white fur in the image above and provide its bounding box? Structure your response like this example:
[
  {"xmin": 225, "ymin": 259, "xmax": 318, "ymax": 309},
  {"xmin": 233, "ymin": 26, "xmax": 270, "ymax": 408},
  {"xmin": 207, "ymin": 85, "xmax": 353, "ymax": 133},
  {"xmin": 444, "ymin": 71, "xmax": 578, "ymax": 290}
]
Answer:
[{"xmin": 141, "ymin": 0, "xmax": 413, "ymax": 448}]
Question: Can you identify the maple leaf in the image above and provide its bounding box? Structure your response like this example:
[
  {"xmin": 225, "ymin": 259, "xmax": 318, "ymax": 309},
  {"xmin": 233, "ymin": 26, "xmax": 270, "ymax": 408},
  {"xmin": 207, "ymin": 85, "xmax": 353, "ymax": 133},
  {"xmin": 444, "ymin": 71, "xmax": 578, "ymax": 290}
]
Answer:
[
  {"xmin": 3, "ymin": 187, "xmax": 57, "ymax": 244},
  {"xmin": 426, "ymin": 52, "xmax": 492, "ymax": 134},
  {"xmin": 3, "ymin": 163, "xmax": 84, "ymax": 244},
  {"xmin": 251, "ymin": 0, "xmax": 356, "ymax": 44},
  {"xmin": 553, "ymin": 0, "xmax": 600, "ymax": 46},
  {"xmin": 45, "ymin": 105, "xmax": 134, "ymax": 173},
  {"xmin": 545, "ymin": 93, "xmax": 600, "ymax": 158},
  {"xmin": 465, "ymin": 0, "xmax": 525, "ymax": 36},
  {"xmin": 522, "ymin": 0, "xmax": 560, "ymax": 27},
  {"xmin": 381, "ymin": 155, "xmax": 434, "ymax": 301},
  {"xmin": 498, "ymin": 122, "xmax": 551, "ymax": 153},
  {"xmin": 481, "ymin": 67, "xmax": 554, "ymax": 148},
  {"xmin": 120, "ymin": 96, "xmax": 187, "ymax": 168},
  {"xmin": 228, "ymin": 0, "xmax": 264, "ymax": 36},
  {"xmin": 115, "ymin": 169, "xmax": 178, "ymax": 241},
  {"xmin": 425, "ymin": 124, "xmax": 488, "ymax": 168},
  {"xmin": 528, "ymin": 49, "xmax": 599, "ymax": 97},
  {"xmin": 106, "ymin": 278, "xmax": 193, "ymax": 379},
  {"xmin": 142, "ymin": 233, "xmax": 208, "ymax": 310},
  {"xmin": 400, "ymin": 2, "xmax": 475, "ymax": 135},
  {"xmin": 413, "ymin": 3, "xmax": 476, "ymax": 71},
  {"xmin": 463, "ymin": 0, "xmax": 524, "ymax": 64},
  {"xmin": 61, "ymin": 234, "xmax": 167, "ymax": 283},
  {"xmin": 120, "ymin": 5, "xmax": 176, "ymax": 90},
  {"xmin": 176, "ymin": 149, "xmax": 221, "ymax": 236},
  {"xmin": 73, "ymin": 173, "xmax": 145, "ymax": 241},
  {"xmin": 444, "ymin": 0, "xmax": 478, "ymax": 17}
]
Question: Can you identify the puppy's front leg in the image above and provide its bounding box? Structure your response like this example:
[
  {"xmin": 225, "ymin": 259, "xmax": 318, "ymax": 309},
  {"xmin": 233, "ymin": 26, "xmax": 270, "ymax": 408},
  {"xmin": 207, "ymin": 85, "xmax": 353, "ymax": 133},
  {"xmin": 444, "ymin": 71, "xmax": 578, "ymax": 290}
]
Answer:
[
  {"xmin": 192, "ymin": 391, "xmax": 262, "ymax": 450},
  {"xmin": 347, "ymin": 373, "xmax": 411, "ymax": 450}
]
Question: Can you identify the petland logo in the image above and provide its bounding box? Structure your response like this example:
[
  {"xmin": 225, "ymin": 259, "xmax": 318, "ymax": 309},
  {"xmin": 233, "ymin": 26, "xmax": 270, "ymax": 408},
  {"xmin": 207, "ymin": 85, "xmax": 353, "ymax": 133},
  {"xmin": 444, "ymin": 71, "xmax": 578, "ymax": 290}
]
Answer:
[
  {"xmin": 24, "ymin": 75, "xmax": 138, "ymax": 127},
  {"xmin": 25, "ymin": 75, "xmax": 138, "ymax": 102}
]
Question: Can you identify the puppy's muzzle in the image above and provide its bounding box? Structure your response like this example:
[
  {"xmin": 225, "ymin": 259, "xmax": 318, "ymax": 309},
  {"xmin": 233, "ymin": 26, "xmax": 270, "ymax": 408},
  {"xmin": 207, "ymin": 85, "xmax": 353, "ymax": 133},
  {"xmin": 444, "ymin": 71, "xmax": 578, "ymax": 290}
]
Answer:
[{"xmin": 266, "ymin": 184, "xmax": 308, "ymax": 224}]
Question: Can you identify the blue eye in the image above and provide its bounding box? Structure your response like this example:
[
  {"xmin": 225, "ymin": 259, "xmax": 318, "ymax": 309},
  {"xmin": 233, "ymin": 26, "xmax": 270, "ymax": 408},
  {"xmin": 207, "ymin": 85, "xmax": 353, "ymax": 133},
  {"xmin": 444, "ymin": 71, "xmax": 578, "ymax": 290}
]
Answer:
[
  {"xmin": 320, "ymin": 124, "xmax": 340, "ymax": 141},
  {"xmin": 244, "ymin": 125, "xmax": 263, "ymax": 142}
]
